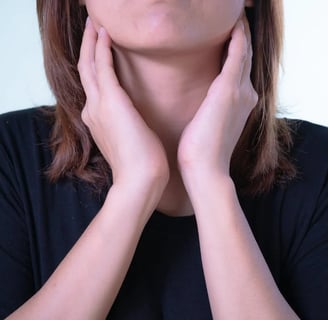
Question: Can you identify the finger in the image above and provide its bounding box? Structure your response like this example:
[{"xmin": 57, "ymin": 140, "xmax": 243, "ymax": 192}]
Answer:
[
  {"xmin": 221, "ymin": 19, "xmax": 248, "ymax": 85},
  {"xmin": 78, "ymin": 17, "xmax": 98, "ymax": 99},
  {"xmin": 243, "ymin": 14, "xmax": 252, "ymax": 50},
  {"xmin": 95, "ymin": 27, "xmax": 120, "ymax": 94},
  {"xmin": 241, "ymin": 15, "xmax": 253, "ymax": 82}
]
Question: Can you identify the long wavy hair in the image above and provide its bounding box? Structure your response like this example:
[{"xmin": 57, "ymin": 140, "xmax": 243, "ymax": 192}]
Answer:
[{"xmin": 36, "ymin": 0, "xmax": 296, "ymax": 195}]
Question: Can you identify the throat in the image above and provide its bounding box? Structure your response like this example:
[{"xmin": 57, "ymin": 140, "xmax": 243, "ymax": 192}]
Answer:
[
  {"xmin": 110, "ymin": 44, "xmax": 225, "ymax": 218},
  {"xmin": 156, "ymin": 171, "xmax": 194, "ymax": 217},
  {"xmin": 112, "ymin": 44, "xmax": 224, "ymax": 131}
]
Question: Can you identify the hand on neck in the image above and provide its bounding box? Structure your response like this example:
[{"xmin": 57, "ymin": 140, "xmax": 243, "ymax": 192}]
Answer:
[
  {"xmin": 110, "ymin": 43, "xmax": 227, "ymax": 217},
  {"xmin": 111, "ymin": 43, "xmax": 226, "ymax": 166}
]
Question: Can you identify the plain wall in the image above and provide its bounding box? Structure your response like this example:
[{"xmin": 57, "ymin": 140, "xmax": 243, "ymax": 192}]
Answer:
[{"xmin": 1, "ymin": 0, "xmax": 328, "ymax": 126}]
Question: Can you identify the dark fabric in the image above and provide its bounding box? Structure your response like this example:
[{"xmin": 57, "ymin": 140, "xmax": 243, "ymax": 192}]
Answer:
[{"xmin": 0, "ymin": 107, "xmax": 327, "ymax": 319}]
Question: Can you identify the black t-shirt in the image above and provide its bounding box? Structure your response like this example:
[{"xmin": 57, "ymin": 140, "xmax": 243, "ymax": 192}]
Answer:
[{"xmin": 0, "ymin": 107, "xmax": 328, "ymax": 319}]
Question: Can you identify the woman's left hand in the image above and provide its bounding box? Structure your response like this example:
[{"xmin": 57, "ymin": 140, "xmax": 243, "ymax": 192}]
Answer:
[{"xmin": 178, "ymin": 15, "xmax": 258, "ymax": 178}]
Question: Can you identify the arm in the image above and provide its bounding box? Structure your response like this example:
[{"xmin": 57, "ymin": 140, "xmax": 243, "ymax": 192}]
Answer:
[
  {"xmin": 183, "ymin": 172, "xmax": 299, "ymax": 320},
  {"xmin": 178, "ymin": 16, "xmax": 299, "ymax": 319},
  {"xmin": 8, "ymin": 180, "xmax": 165, "ymax": 320},
  {"xmin": 7, "ymin": 19, "xmax": 169, "ymax": 319}
]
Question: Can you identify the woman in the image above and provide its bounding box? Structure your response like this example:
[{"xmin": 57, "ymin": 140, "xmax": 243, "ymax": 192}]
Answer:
[{"xmin": 1, "ymin": 0, "xmax": 327, "ymax": 319}]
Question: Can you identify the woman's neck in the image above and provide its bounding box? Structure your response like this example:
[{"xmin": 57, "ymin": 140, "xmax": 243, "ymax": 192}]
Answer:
[
  {"xmin": 111, "ymin": 45, "xmax": 226, "ymax": 216},
  {"xmin": 112, "ymin": 44, "xmax": 224, "ymax": 167}
]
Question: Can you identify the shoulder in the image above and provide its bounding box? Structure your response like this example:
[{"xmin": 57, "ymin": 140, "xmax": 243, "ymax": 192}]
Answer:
[
  {"xmin": 244, "ymin": 120, "xmax": 328, "ymax": 288},
  {"xmin": 284, "ymin": 118, "xmax": 328, "ymax": 195},
  {"xmin": 289, "ymin": 119, "xmax": 328, "ymax": 164},
  {"xmin": 0, "ymin": 106, "xmax": 55, "ymax": 184},
  {"xmin": 275, "ymin": 119, "xmax": 328, "ymax": 242},
  {"xmin": 0, "ymin": 106, "xmax": 54, "ymax": 157},
  {"xmin": 0, "ymin": 106, "xmax": 54, "ymax": 142},
  {"xmin": 250, "ymin": 119, "xmax": 328, "ymax": 243},
  {"xmin": 276, "ymin": 120, "xmax": 328, "ymax": 318}
]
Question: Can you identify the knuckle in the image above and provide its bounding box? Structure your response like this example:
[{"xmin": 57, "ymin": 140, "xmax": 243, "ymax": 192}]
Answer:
[
  {"xmin": 82, "ymin": 96, "xmax": 105, "ymax": 127},
  {"xmin": 249, "ymin": 45, "xmax": 254, "ymax": 58},
  {"xmin": 238, "ymin": 85, "xmax": 258, "ymax": 110},
  {"xmin": 251, "ymin": 90, "xmax": 259, "ymax": 106},
  {"xmin": 246, "ymin": 88, "xmax": 259, "ymax": 109},
  {"xmin": 81, "ymin": 106, "xmax": 91, "ymax": 126},
  {"xmin": 77, "ymin": 60, "xmax": 84, "ymax": 73},
  {"xmin": 81, "ymin": 106, "xmax": 89, "ymax": 125}
]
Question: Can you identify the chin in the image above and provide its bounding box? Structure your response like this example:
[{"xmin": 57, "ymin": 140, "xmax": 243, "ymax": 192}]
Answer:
[
  {"xmin": 109, "ymin": 7, "xmax": 199, "ymax": 54},
  {"xmin": 112, "ymin": 31, "xmax": 227, "ymax": 58},
  {"xmin": 111, "ymin": 23, "xmax": 231, "ymax": 57},
  {"xmin": 113, "ymin": 38, "xmax": 203, "ymax": 57}
]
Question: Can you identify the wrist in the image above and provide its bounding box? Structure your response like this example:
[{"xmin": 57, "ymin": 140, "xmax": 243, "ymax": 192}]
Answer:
[
  {"xmin": 105, "ymin": 172, "xmax": 169, "ymax": 220},
  {"xmin": 180, "ymin": 163, "xmax": 231, "ymax": 187},
  {"xmin": 181, "ymin": 168, "xmax": 236, "ymax": 210},
  {"xmin": 114, "ymin": 157, "xmax": 170, "ymax": 190}
]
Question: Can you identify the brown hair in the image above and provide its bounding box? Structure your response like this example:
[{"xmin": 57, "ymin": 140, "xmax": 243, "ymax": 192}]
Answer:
[{"xmin": 36, "ymin": 0, "xmax": 296, "ymax": 195}]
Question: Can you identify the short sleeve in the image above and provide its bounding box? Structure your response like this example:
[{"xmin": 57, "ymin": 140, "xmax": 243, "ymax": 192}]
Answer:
[
  {"xmin": 283, "ymin": 172, "xmax": 328, "ymax": 319},
  {"xmin": 0, "ymin": 143, "xmax": 35, "ymax": 318}
]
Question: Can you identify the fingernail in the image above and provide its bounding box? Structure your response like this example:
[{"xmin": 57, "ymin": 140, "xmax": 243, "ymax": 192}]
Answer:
[
  {"xmin": 239, "ymin": 19, "xmax": 245, "ymax": 30},
  {"xmin": 85, "ymin": 16, "xmax": 90, "ymax": 27},
  {"xmin": 99, "ymin": 27, "xmax": 106, "ymax": 37}
]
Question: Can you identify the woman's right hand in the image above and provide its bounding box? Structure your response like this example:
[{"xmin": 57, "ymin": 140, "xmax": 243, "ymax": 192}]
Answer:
[
  {"xmin": 4, "ymin": 19, "xmax": 170, "ymax": 320},
  {"xmin": 78, "ymin": 18, "xmax": 169, "ymax": 189}
]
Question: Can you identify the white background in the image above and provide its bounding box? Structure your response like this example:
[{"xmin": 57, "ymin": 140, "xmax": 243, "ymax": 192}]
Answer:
[{"xmin": 0, "ymin": 0, "xmax": 327, "ymax": 126}]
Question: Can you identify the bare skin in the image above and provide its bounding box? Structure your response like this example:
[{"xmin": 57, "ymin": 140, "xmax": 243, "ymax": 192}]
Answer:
[
  {"xmin": 79, "ymin": 13, "xmax": 300, "ymax": 319},
  {"xmin": 6, "ymin": 5, "xmax": 300, "ymax": 320}
]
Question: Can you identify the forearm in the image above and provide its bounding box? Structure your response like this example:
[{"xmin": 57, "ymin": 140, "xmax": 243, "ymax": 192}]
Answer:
[
  {"xmin": 7, "ymin": 180, "xmax": 164, "ymax": 320},
  {"xmin": 183, "ymin": 171, "xmax": 300, "ymax": 320}
]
